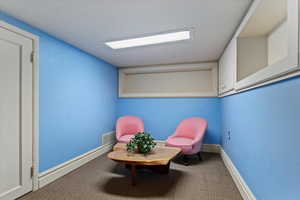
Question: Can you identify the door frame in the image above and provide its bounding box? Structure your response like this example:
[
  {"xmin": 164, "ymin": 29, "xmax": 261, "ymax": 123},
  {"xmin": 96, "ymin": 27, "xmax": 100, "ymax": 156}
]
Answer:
[{"xmin": 0, "ymin": 20, "xmax": 40, "ymax": 191}]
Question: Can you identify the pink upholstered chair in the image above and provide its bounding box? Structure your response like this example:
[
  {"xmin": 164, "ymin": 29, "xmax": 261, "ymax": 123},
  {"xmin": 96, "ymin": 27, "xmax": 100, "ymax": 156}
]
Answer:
[
  {"xmin": 116, "ymin": 115, "xmax": 144, "ymax": 143},
  {"xmin": 166, "ymin": 117, "xmax": 208, "ymax": 165}
]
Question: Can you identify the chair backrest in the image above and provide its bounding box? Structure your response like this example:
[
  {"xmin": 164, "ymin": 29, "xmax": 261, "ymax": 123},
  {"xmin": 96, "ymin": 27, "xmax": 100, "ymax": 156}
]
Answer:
[
  {"xmin": 116, "ymin": 116, "xmax": 144, "ymax": 139},
  {"xmin": 174, "ymin": 117, "xmax": 208, "ymax": 140}
]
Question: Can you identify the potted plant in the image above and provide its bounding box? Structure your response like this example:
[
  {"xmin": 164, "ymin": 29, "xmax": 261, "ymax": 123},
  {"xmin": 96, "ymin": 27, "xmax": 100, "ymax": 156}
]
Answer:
[{"xmin": 126, "ymin": 132, "xmax": 156, "ymax": 154}]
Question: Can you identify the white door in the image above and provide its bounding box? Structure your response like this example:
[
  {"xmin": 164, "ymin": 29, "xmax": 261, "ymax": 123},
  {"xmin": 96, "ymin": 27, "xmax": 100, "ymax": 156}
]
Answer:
[{"xmin": 0, "ymin": 26, "xmax": 33, "ymax": 200}]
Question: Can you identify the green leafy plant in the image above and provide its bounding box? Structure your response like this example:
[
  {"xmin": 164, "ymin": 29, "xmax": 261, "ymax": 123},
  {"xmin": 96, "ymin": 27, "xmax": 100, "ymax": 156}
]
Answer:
[{"xmin": 126, "ymin": 132, "xmax": 156, "ymax": 154}]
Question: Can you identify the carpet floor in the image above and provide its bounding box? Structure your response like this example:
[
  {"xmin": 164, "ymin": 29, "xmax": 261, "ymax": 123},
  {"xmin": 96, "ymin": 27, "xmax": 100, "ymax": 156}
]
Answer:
[{"xmin": 19, "ymin": 153, "xmax": 242, "ymax": 200}]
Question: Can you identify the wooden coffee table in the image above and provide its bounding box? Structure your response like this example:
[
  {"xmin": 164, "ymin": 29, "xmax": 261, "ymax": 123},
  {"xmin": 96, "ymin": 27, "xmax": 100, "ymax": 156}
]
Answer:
[{"xmin": 107, "ymin": 143, "xmax": 181, "ymax": 185}]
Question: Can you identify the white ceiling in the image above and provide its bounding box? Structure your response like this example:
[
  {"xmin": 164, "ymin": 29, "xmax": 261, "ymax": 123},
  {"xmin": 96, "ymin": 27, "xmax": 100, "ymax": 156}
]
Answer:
[
  {"xmin": 240, "ymin": 0, "xmax": 286, "ymax": 37},
  {"xmin": 0, "ymin": 0, "xmax": 252, "ymax": 67}
]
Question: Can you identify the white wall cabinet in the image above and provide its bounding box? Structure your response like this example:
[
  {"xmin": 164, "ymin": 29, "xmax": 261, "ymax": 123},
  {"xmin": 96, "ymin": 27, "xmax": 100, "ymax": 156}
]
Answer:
[
  {"xmin": 219, "ymin": 39, "xmax": 236, "ymax": 95},
  {"xmin": 235, "ymin": 0, "xmax": 299, "ymax": 90},
  {"xmin": 219, "ymin": 0, "xmax": 300, "ymax": 96}
]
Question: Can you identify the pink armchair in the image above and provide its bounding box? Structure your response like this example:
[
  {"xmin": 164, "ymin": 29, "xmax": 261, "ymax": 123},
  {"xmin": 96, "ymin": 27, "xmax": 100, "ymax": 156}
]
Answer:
[
  {"xmin": 166, "ymin": 117, "xmax": 208, "ymax": 165},
  {"xmin": 116, "ymin": 115, "xmax": 144, "ymax": 143}
]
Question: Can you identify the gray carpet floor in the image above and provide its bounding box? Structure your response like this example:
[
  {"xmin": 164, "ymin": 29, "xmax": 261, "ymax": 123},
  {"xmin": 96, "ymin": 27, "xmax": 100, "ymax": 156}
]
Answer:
[{"xmin": 19, "ymin": 153, "xmax": 242, "ymax": 200}]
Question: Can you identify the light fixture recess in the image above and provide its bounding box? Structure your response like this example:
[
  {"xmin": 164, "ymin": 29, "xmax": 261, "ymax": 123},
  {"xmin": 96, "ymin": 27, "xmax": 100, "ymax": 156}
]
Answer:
[{"xmin": 105, "ymin": 31, "xmax": 191, "ymax": 49}]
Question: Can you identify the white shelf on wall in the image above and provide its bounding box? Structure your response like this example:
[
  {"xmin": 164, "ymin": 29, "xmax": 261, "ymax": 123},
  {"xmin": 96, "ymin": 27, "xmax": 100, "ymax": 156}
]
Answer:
[
  {"xmin": 235, "ymin": 0, "xmax": 299, "ymax": 91},
  {"xmin": 218, "ymin": 0, "xmax": 300, "ymax": 97},
  {"xmin": 119, "ymin": 63, "xmax": 218, "ymax": 98}
]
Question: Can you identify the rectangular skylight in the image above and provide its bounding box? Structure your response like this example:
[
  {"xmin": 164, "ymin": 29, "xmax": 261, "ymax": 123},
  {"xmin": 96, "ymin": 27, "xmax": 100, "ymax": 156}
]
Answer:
[{"xmin": 105, "ymin": 31, "xmax": 190, "ymax": 49}]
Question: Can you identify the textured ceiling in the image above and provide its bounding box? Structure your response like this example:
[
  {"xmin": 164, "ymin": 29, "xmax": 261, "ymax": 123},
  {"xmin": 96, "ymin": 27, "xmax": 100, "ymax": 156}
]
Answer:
[{"xmin": 0, "ymin": 0, "xmax": 252, "ymax": 67}]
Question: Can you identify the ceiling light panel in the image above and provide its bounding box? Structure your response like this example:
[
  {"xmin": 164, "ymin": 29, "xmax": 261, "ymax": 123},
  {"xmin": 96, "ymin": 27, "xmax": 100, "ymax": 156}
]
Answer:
[{"xmin": 105, "ymin": 31, "xmax": 190, "ymax": 49}]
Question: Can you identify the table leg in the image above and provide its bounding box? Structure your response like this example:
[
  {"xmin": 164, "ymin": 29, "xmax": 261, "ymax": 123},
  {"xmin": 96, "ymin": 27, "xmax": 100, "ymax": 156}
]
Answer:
[
  {"xmin": 160, "ymin": 162, "xmax": 170, "ymax": 174},
  {"xmin": 131, "ymin": 164, "xmax": 136, "ymax": 186}
]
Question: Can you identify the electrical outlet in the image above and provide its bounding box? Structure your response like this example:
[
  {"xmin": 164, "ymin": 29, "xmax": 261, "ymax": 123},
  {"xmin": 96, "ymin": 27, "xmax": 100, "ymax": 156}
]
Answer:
[
  {"xmin": 222, "ymin": 129, "xmax": 231, "ymax": 146},
  {"xmin": 227, "ymin": 130, "xmax": 231, "ymax": 141}
]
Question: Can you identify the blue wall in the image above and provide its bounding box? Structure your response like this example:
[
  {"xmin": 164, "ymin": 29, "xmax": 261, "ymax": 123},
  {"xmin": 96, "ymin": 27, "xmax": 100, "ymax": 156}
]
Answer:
[
  {"xmin": 0, "ymin": 12, "xmax": 118, "ymax": 172},
  {"xmin": 221, "ymin": 76, "xmax": 300, "ymax": 200},
  {"xmin": 3, "ymin": 13, "xmax": 300, "ymax": 199},
  {"xmin": 117, "ymin": 98, "xmax": 221, "ymax": 144}
]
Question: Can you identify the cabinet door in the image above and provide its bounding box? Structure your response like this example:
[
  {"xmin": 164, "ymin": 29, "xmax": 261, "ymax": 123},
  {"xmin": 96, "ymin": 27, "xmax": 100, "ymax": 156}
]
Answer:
[{"xmin": 219, "ymin": 39, "xmax": 236, "ymax": 95}]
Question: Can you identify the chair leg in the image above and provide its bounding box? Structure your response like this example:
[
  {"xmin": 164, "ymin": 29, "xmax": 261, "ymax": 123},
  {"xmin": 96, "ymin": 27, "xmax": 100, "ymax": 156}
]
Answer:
[
  {"xmin": 197, "ymin": 152, "xmax": 203, "ymax": 161},
  {"xmin": 182, "ymin": 155, "xmax": 191, "ymax": 166}
]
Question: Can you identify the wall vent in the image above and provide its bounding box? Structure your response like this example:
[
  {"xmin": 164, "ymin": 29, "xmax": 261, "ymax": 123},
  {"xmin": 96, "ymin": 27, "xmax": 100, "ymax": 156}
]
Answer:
[{"xmin": 102, "ymin": 132, "xmax": 116, "ymax": 146}]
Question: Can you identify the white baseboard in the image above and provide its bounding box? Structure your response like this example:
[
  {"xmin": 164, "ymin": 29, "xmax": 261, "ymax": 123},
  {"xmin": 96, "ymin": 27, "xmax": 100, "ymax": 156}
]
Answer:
[
  {"xmin": 201, "ymin": 144, "xmax": 220, "ymax": 153},
  {"xmin": 155, "ymin": 140, "xmax": 220, "ymax": 154},
  {"xmin": 220, "ymin": 148, "xmax": 256, "ymax": 200},
  {"xmin": 38, "ymin": 143, "xmax": 114, "ymax": 188}
]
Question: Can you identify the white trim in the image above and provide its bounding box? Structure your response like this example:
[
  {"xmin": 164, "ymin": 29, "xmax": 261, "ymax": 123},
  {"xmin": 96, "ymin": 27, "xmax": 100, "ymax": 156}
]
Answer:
[
  {"xmin": 235, "ymin": 60, "xmax": 299, "ymax": 91},
  {"xmin": 0, "ymin": 20, "xmax": 40, "ymax": 192},
  {"xmin": 220, "ymin": 148, "xmax": 256, "ymax": 200},
  {"xmin": 120, "ymin": 92, "xmax": 218, "ymax": 98},
  {"xmin": 201, "ymin": 144, "xmax": 220, "ymax": 153},
  {"xmin": 38, "ymin": 143, "xmax": 115, "ymax": 188},
  {"xmin": 0, "ymin": 20, "xmax": 38, "ymax": 40},
  {"xmin": 218, "ymin": 38, "xmax": 237, "ymax": 95},
  {"xmin": 119, "ymin": 62, "xmax": 218, "ymax": 98},
  {"xmin": 218, "ymin": 89, "xmax": 237, "ymax": 97},
  {"xmin": 120, "ymin": 63, "xmax": 215, "ymax": 73},
  {"xmin": 219, "ymin": 70, "xmax": 300, "ymax": 97},
  {"xmin": 32, "ymin": 32, "xmax": 40, "ymax": 192}
]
